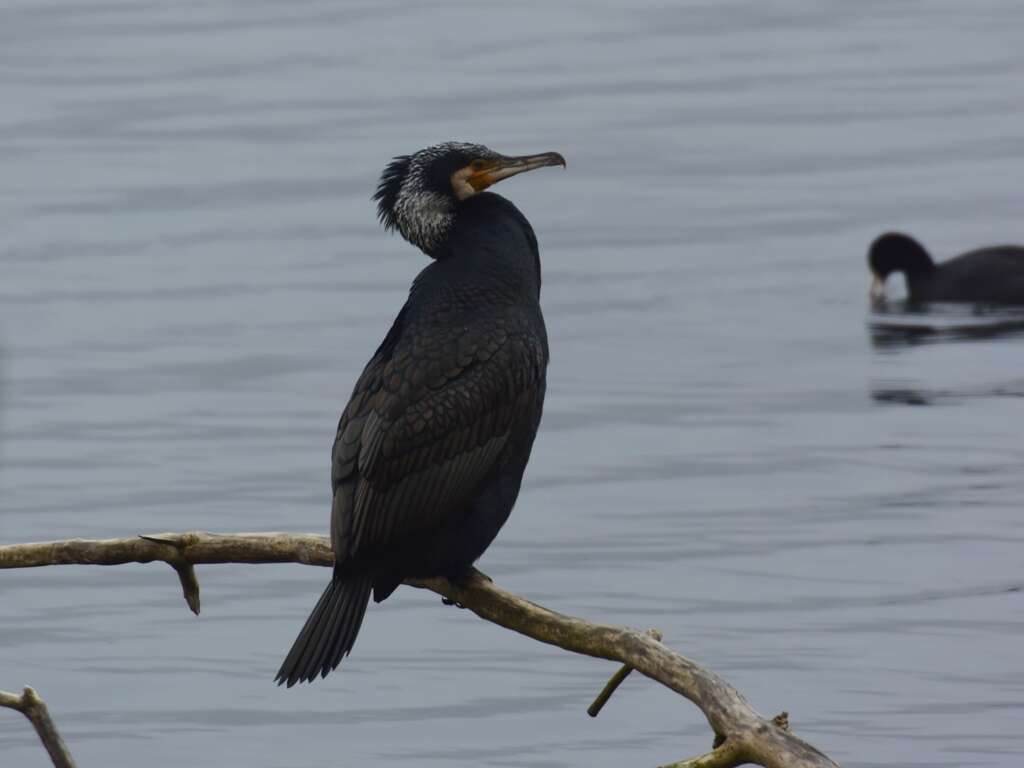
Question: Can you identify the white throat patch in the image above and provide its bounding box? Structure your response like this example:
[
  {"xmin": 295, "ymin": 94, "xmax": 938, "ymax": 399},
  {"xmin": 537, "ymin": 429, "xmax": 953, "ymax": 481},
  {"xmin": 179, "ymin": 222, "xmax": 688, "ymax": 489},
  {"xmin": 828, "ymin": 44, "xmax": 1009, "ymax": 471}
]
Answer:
[{"xmin": 393, "ymin": 187, "xmax": 454, "ymax": 253}]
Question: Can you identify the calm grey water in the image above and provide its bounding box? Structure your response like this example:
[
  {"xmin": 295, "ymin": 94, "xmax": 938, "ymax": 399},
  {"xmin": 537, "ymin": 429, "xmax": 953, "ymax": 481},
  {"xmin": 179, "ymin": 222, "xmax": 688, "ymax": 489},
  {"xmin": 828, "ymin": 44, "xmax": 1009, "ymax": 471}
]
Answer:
[{"xmin": 3, "ymin": 2, "xmax": 1024, "ymax": 766}]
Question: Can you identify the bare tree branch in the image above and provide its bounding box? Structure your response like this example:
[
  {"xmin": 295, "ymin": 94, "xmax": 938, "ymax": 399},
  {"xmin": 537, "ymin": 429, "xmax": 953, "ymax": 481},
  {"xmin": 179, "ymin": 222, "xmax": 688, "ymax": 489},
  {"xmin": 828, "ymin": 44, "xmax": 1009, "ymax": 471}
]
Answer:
[
  {"xmin": 0, "ymin": 686, "xmax": 77, "ymax": 768},
  {"xmin": 0, "ymin": 531, "xmax": 839, "ymax": 768}
]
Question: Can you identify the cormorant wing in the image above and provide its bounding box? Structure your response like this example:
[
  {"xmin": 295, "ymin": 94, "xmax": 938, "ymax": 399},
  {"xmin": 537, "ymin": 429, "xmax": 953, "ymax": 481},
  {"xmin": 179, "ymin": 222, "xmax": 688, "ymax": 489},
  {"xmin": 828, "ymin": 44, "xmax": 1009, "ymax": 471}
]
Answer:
[{"xmin": 330, "ymin": 308, "xmax": 545, "ymax": 560}]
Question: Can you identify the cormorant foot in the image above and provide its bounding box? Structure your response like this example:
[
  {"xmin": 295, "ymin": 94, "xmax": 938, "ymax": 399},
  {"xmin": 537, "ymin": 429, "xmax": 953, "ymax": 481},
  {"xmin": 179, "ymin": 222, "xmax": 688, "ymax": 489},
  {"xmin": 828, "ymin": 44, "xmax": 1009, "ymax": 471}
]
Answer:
[{"xmin": 441, "ymin": 596, "xmax": 467, "ymax": 609}]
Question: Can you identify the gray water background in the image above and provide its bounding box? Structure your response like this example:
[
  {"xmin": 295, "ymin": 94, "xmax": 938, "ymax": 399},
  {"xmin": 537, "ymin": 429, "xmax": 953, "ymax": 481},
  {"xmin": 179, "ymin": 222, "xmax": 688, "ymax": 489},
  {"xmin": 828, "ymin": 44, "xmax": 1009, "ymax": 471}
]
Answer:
[{"xmin": 2, "ymin": 1, "xmax": 1024, "ymax": 766}]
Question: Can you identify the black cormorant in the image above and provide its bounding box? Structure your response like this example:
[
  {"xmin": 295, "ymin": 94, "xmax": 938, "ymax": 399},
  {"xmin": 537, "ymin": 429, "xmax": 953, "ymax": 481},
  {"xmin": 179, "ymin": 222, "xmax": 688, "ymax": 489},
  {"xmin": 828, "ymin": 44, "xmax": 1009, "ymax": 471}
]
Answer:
[
  {"xmin": 276, "ymin": 142, "xmax": 564, "ymax": 686},
  {"xmin": 869, "ymin": 232, "xmax": 1024, "ymax": 304}
]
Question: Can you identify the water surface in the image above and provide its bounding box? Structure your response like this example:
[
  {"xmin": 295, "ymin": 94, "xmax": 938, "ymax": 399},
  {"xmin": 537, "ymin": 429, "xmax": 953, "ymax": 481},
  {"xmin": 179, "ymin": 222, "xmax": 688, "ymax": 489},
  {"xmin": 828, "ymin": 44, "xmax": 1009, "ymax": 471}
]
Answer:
[{"xmin": 2, "ymin": 1, "xmax": 1024, "ymax": 766}]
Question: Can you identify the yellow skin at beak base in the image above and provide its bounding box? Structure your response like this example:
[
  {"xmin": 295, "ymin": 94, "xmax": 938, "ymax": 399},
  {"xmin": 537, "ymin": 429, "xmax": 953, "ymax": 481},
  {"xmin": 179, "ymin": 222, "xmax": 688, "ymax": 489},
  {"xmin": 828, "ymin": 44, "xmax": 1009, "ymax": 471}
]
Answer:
[{"xmin": 466, "ymin": 152, "xmax": 566, "ymax": 192}]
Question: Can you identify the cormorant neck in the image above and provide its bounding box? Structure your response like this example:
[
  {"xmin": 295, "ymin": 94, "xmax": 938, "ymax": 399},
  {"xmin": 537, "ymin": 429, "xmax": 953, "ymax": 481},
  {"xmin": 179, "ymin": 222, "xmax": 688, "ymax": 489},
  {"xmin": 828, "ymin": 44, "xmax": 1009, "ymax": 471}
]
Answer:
[{"xmin": 434, "ymin": 193, "xmax": 542, "ymax": 299}]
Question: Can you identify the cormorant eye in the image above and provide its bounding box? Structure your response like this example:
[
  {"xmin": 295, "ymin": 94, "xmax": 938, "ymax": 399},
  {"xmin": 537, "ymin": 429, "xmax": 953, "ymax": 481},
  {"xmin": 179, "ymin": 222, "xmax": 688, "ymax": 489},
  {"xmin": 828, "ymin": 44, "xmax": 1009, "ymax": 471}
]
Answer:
[{"xmin": 470, "ymin": 159, "xmax": 487, "ymax": 170}]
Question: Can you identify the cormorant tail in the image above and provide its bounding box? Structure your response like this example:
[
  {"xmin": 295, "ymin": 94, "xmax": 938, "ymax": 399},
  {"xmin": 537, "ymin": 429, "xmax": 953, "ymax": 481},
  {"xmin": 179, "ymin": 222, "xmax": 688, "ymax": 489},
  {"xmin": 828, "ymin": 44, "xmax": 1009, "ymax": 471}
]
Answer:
[{"xmin": 275, "ymin": 571, "xmax": 372, "ymax": 687}]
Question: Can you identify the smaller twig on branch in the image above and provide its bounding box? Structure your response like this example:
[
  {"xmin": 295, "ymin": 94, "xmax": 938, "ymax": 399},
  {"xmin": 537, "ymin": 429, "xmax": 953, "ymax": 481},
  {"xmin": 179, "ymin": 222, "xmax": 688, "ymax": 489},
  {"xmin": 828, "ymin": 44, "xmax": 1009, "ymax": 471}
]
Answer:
[
  {"xmin": 657, "ymin": 738, "xmax": 746, "ymax": 768},
  {"xmin": 139, "ymin": 534, "xmax": 201, "ymax": 614},
  {"xmin": 588, "ymin": 628, "xmax": 663, "ymax": 717},
  {"xmin": 0, "ymin": 686, "xmax": 77, "ymax": 768}
]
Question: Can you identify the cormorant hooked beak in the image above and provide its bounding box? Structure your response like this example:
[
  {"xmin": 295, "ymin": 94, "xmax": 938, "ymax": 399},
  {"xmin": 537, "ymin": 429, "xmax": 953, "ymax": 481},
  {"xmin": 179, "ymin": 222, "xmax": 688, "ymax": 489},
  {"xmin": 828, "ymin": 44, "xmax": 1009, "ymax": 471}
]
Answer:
[
  {"xmin": 466, "ymin": 151, "xmax": 567, "ymax": 192},
  {"xmin": 870, "ymin": 274, "xmax": 886, "ymax": 301}
]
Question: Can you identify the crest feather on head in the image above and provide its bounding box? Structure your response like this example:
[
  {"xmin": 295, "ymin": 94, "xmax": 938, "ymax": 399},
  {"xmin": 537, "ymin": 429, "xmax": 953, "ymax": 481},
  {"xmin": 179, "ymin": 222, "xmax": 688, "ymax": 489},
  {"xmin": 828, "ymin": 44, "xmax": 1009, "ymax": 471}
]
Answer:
[{"xmin": 373, "ymin": 154, "xmax": 413, "ymax": 233}]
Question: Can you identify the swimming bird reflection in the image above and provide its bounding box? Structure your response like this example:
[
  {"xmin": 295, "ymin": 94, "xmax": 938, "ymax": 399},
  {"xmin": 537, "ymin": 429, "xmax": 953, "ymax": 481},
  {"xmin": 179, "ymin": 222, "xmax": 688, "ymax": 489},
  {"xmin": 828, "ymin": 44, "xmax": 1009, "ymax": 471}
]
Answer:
[
  {"xmin": 868, "ymin": 301, "xmax": 1024, "ymax": 351},
  {"xmin": 870, "ymin": 381, "xmax": 1024, "ymax": 406}
]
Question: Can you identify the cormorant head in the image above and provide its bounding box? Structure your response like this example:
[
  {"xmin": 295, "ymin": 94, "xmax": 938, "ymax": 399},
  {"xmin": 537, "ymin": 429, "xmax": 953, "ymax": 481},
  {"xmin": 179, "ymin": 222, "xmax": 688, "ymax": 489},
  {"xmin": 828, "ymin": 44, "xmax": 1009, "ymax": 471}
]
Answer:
[
  {"xmin": 868, "ymin": 232, "xmax": 935, "ymax": 299},
  {"xmin": 373, "ymin": 142, "xmax": 565, "ymax": 255}
]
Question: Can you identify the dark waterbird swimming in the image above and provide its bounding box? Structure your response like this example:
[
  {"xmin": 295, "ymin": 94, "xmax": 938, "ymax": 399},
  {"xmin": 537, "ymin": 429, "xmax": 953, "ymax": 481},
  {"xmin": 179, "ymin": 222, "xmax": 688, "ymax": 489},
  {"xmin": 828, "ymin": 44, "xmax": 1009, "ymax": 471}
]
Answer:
[
  {"xmin": 868, "ymin": 232, "xmax": 1024, "ymax": 304},
  {"xmin": 276, "ymin": 142, "xmax": 564, "ymax": 686}
]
